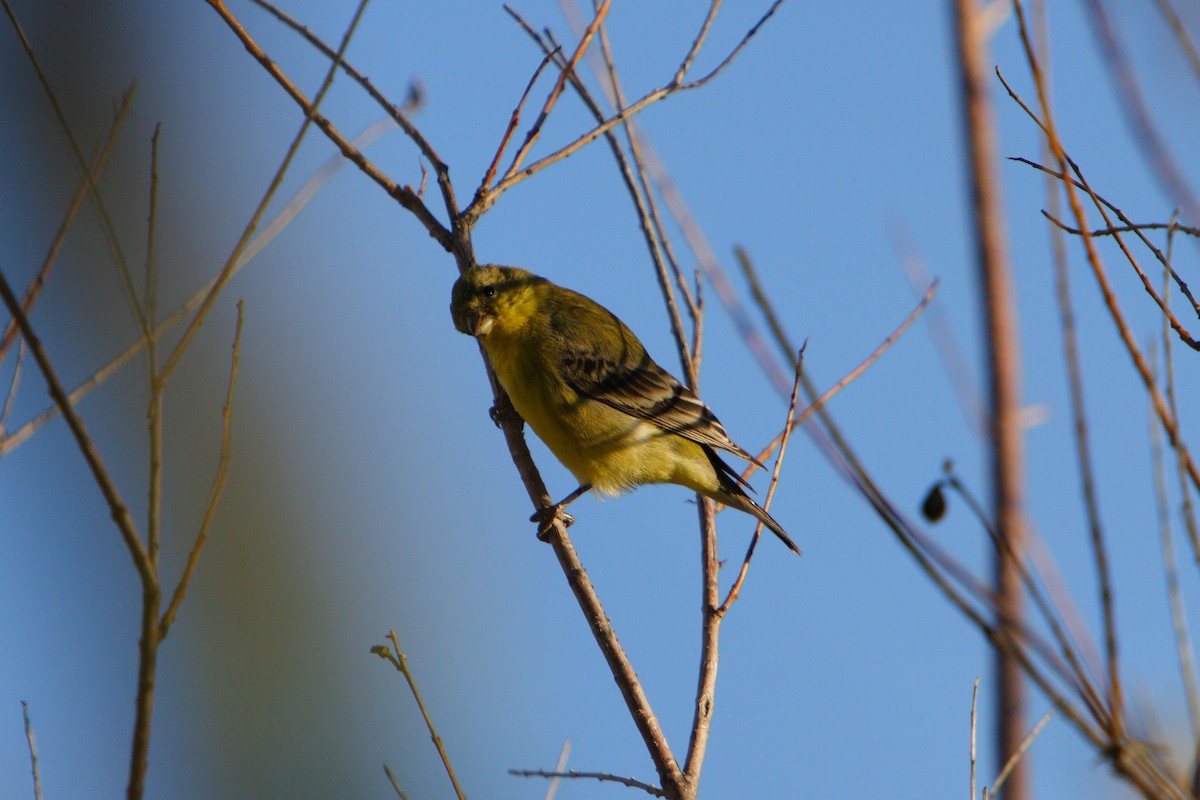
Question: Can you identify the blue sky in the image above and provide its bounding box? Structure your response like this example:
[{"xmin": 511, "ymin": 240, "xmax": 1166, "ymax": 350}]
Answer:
[{"xmin": 2, "ymin": 1, "xmax": 1199, "ymax": 798}]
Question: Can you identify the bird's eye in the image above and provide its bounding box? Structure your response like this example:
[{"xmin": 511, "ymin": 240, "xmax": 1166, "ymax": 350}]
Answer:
[{"xmin": 481, "ymin": 285, "xmax": 496, "ymax": 298}]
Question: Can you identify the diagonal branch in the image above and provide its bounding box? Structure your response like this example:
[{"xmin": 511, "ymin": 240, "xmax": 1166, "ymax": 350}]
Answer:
[
  {"xmin": 203, "ymin": 0, "xmax": 453, "ymax": 253},
  {"xmin": 0, "ymin": 89, "xmax": 133, "ymax": 361},
  {"xmin": 0, "ymin": 265, "xmax": 149, "ymax": 577}
]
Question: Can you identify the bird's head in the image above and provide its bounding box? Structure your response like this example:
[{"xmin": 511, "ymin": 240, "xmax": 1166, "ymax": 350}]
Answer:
[{"xmin": 450, "ymin": 264, "xmax": 543, "ymax": 338}]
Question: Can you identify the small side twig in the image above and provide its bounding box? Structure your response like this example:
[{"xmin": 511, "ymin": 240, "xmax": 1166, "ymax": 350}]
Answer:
[
  {"xmin": 1047, "ymin": 220, "xmax": 1200, "ymax": 239},
  {"xmin": 372, "ymin": 630, "xmax": 467, "ymax": 800},
  {"xmin": 383, "ymin": 763, "xmax": 410, "ymax": 800},
  {"xmin": 749, "ymin": 280, "xmax": 937, "ymax": 470},
  {"xmin": 0, "ymin": 88, "xmax": 132, "ymax": 361},
  {"xmin": 717, "ymin": 345, "xmax": 806, "ymax": 616},
  {"xmin": 0, "ymin": 110, "xmax": 396, "ymax": 463},
  {"xmin": 204, "ymin": 0, "xmax": 453, "ymax": 253},
  {"xmin": 498, "ymin": 0, "xmax": 612, "ymax": 186},
  {"xmin": 509, "ymin": 768, "xmax": 666, "ymax": 798},
  {"xmin": 478, "ymin": 47, "xmax": 561, "ymax": 194},
  {"xmin": 0, "ymin": 0, "xmax": 144, "ymax": 332},
  {"xmin": 988, "ymin": 709, "xmax": 1054, "ymax": 799},
  {"xmin": 159, "ymin": 301, "xmax": 244, "ymax": 641}
]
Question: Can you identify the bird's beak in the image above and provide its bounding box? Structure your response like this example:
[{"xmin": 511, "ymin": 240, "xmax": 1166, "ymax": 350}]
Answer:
[{"xmin": 468, "ymin": 313, "xmax": 495, "ymax": 337}]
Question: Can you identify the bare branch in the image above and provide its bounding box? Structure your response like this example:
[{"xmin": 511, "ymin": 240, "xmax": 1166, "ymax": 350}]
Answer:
[
  {"xmin": 373, "ymin": 630, "xmax": 467, "ymax": 800},
  {"xmin": 203, "ymin": 0, "xmax": 453, "ymax": 252},
  {"xmin": 498, "ymin": 0, "xmax": 612, "ymax": 187},
  {"xmin": 0, "ymin": 90, "xmax": 132, "ymax": 361},
  {"xmin": 952, "ymin": 0, "xmax": 1029, "ymax": 793},
  {"xmin": 168, "ymin": 0, "xmax": 366, "ymax": 385},
  {"xmin": 717, "ymin": 345, "xmax": 806, "ymax": 617},
  {"xmin": 0, "ymin": 264, "xmax": 150, "ymax": 576},
  {"xmin": 244, "ymin": 0, "xmax": 462, "ymax": 226},
  {"xmin": 479, "ymin": 46, "xmax": 561, "ymax": 193},
  {"xmin": 159, "ymin": 301, "xmax": 244, "ymax": 641},
  {"xmin": 510, "ymin": 768, "xmax": 666, "ymax": 797},
  {"xmin": 21, "ymin": 701, "xmax": 43, "ymax": 800},
  {"xmin": 0, "ymin": 0, "xmax": 145, "ymax": 332}
]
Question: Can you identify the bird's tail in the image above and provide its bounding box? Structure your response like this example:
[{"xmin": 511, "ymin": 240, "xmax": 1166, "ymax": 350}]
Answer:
[
  {"xmin": 719, "ymin": 488, "xmax": 802, "ymax": 555},
  {"xmin": 704, "ymin": 448, "xmax": 801, "ymax": 555}
]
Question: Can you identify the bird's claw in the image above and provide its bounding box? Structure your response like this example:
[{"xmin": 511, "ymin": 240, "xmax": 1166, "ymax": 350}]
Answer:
[
  {"xmin": 531, "ymin": 504, "xmax": 575, "ymax": 540},
  {"xmin": 489, "ymin": 403, "xmax": 525, "ymax": 430}
]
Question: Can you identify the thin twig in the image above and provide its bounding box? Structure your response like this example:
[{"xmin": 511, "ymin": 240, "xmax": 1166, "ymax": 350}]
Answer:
[
  {"xmin": 498, "ymin": 0, "xmax": 612, "ymax": 187},
  {"xmin": 717, "ymin": 346, "xmax": 806, "ymax": 616},
  {"xmin": 1048, "ymin": 220, "xmax": 1200, "ymax": 239},
  {"xmin": 1081, "ymin": 0, "xmax": 1200, "ymax": 227},
  {"xmin": 1007, "ymin": 14, "xmax": 1200, "ymax": 495},
  {"xmin": 509, "ymin": 768, "xmax": 666, "ymax": 797},
  {"xmin": 941, "ymin": 468, "xmax": 1111, "ymax": 727},
  {"xmin": 1008, "ymin": 7, "xmax": 1200, "ymax": 798},
  {"xmin": 475, "ymin": 1, "xmax": 788, "ymax": 217},
  {"xmin": 383, "ymin": 764, "xmax": 410, "ymax": 800},
  {"xmin": 0, "ymin": 266, "xmax": 150, "ymax": 573},
  {"xmin": 373, "ymin": 630, "xmax": 467, "ymax": 800},
  {"xmin": 672, "ymin": 1, "xmax": 722, "ymax": 85},
  {"xmin": 0, "ymin": 114, "xmax": 396, "ymax": 460},
  {"xmin": 971, "ymin": 679, "xmax": 979, "ymax": 800},
  {"xmin": 1161, "ymin": 219, "xmax": 1200, "ymax": 565},
  {"xmin": 0, "ymin": 0, "xmax": 145, "ymax": 333},
  {"xmin": 1149, "ymin": 345, "xmax": 1200, "ymax": 741},
  {"xmin": 146, "ymin": 125, "xmax": 163, "ymax": 573},
  {"xmin": 676, "ymin": 0, "xmax": 785, "ymax": 90},
  {"xmin": 204, "ymin": 0, "xmax": 454, "ymax": 253},
  {"xmin": 21, "ymin": 701, "xmax": 43, "ymax": 800},
  {"xmin": 478, "ymin": 47, "xmax": 561, "ymax": 193},
  {"xmin": 0, "ymin": 89, "xmax": 133, "ymax": 361},
  {"xmin": 997, "ymin": 71, "xmax": 1200, "ymax": 335},
  {"xmin": 0, "ymin": 339, "xmax": 24, "ymax": 434},
  {"xmin": 989, "ymin": 710, "xmax": 1053, "ymax": 799},
  {"xmin": 167, "ymin": 0, "xmax": 368, "ymax": 389},
  {"xmin": 159, "ymin": 301, "xmax": 244, "ymax": 641},
  {"xmin": 244, "ymin": 0, "xmax": 459, "ymax": 227},
  {"xmin": 1034, "ymin": 74, "xmax": 1123, "ymax": 751},
  {"xmin": 576, "ymin": 9, "xmax": 700, "ymax": 380},
  {"xmin": 749, "ymin": 280, "xmax": 937, "ymax": 469}
]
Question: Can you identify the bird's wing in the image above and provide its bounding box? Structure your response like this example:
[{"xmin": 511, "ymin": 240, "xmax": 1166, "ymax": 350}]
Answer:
[{"xmin": 556, "ymin": 311, "xmax": 762, "ymax": 466}]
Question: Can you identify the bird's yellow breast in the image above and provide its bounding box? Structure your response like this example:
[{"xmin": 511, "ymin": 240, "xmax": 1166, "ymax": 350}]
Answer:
[{"xmin": 481, "ymin": 325, "xmax": 715, "ymax": 497}]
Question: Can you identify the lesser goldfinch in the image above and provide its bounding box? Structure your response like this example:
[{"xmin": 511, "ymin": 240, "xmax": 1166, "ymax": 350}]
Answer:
[{"xmin": 451, "ymin": 264, "xmax": 799, "ymax": 554}]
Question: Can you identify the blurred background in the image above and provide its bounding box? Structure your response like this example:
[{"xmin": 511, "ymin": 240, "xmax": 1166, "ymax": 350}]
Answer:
[{"xmin": 1, "ymin": 0, "xmax": 1198, "ymax": 797}]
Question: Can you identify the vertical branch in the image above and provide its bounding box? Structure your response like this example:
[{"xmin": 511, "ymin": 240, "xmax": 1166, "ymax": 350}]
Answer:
[
  {"xmin": 950, "ymin": 1, "xmax": 1028, "ymax": 797},
  {"xmin": 683, "ymin": 497, "xmax": 720, "ymax": 789},
  {"xmin": 146, "ymin": 125, "xmax": 163, "ymax": 572}
]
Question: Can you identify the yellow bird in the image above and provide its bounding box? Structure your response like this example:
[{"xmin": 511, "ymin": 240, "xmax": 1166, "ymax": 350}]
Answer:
[{"xmin": 450, "ymin": 264, "xmax": 799, "ymax": 554}]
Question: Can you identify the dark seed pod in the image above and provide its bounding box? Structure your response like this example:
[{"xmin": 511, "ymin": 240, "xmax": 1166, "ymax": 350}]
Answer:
[{"xmin": 921, "ymin": 483, "xmax": 947, "ymax": 522}]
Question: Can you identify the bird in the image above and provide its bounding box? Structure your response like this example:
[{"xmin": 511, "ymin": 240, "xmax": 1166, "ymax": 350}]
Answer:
[{"xmin": 450, "ymin": 264, "xmax": 799, "ymax": 554}]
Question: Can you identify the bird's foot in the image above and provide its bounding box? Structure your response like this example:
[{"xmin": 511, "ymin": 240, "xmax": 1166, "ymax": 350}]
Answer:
[
  {"xmin": 489, "ymin": 403, "xmax": 524, "ymax": 430},
  {"xmin": 531, "ymin": 504, "xmax": 575, "ymax": 540}
]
